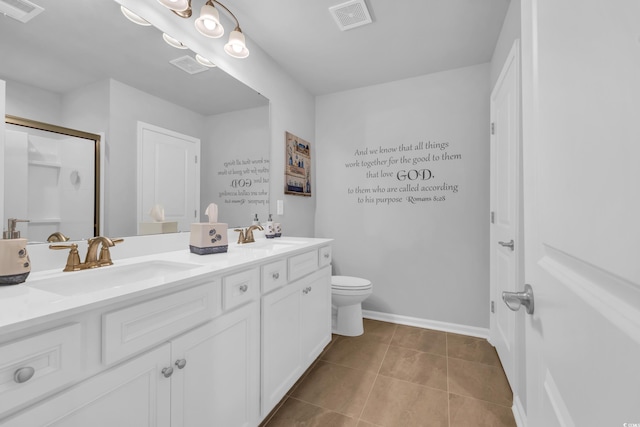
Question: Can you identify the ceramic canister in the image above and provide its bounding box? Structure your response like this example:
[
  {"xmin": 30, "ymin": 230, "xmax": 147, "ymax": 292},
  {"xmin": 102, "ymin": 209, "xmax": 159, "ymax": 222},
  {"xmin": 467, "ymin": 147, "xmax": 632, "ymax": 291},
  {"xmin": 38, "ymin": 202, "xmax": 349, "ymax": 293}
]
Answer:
[{"xmin": 0, "ymin": 238, "xmax": 31, "ymax": 285}]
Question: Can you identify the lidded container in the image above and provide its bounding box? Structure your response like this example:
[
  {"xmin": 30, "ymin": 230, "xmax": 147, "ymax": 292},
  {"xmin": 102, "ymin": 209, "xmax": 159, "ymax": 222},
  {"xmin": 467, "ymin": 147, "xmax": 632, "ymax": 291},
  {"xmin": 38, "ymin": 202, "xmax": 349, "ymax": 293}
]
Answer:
[{"xmin": 0, "ymin": 218, "xmax": 31, "ymax": 285}]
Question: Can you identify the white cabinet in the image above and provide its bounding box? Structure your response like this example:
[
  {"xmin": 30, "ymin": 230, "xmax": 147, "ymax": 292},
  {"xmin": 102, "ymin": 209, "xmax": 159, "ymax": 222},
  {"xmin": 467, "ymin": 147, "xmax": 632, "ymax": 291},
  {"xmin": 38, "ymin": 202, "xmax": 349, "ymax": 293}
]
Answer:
[
  {"xmin": 2, "ymin": 344, "xmax": 172, "ymax": 427},
  {"xmin": 0, "ymin": 240, "xmax": 332, "ymax": 427},
  {"xmin": 170, "ymin": 300, "xmax": 260, "ymax": 427},
  {"xmin": 261, "ymin": 265, "xmax": 331, "ymax": 416}
]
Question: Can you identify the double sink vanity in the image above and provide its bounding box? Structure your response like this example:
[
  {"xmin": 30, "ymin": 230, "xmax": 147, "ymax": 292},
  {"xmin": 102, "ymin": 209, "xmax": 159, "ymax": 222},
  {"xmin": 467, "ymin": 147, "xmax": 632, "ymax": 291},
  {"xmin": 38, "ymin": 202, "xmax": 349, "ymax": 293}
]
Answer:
[{"xmin": 0, "ymin": 235, "xmax": 332, "ymax": 426}]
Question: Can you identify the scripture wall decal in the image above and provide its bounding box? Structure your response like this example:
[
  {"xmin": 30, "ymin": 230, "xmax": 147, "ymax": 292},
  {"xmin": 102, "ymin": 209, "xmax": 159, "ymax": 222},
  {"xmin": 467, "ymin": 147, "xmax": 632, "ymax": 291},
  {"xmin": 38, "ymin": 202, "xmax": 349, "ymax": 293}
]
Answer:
[
  {"xmin": 217, "ymin": 155, "xmax": 270, "ymax": 208},
  {"xmin": 344, "ymin": 140, "xmax": 462, "ymax": 205}
]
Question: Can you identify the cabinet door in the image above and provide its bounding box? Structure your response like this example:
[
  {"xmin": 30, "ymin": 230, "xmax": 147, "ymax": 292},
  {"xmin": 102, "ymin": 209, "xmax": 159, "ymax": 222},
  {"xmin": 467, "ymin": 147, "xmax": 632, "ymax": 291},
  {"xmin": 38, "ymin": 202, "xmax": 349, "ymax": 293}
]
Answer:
[
  {"xmin": 170, "ymin": 301, "xmax": 260, "ymax": 427},
  {"xmin": 300, "ymin": 266, "xmax": 332, "ymax": 367},
  {"xmin": 261, "ymin": 281, "xmax": 303, "ymax": 416},
  {"xmin": 2, "ymin": 344, "xmax": 172, "ymax": 427}
]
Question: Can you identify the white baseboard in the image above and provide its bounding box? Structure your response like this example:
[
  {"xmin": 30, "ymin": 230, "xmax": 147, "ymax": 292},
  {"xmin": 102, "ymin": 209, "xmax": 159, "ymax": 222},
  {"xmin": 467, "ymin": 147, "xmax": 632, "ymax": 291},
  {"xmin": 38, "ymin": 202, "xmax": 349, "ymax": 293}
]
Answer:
[
  {"xmin": 512, "ymin": 394, "xmax": 527, "ymax": 427},
  {"xmin": 362, "ymin": 309, "xmax": 490, "ymax": 339}
]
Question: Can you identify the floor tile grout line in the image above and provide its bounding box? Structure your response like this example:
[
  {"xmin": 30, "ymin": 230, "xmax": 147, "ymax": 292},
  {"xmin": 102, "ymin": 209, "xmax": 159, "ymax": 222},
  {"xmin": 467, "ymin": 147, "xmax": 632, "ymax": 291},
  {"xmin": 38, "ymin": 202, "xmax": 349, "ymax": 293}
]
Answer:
[
  {"xmin": 355, "ymin": 323, "xmax": 397, "ymax": 424},
  {"xmin": 447, "ymin": 391, "xmax": 515, "ymax": 409}
]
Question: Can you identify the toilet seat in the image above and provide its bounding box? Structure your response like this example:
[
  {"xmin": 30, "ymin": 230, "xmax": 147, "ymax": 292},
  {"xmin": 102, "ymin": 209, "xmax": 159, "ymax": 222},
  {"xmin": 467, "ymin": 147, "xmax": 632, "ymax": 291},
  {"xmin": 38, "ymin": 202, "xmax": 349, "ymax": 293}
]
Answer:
[{"xmin": 331, "ymin": 276, "xmax": 372, "ymax": 291}]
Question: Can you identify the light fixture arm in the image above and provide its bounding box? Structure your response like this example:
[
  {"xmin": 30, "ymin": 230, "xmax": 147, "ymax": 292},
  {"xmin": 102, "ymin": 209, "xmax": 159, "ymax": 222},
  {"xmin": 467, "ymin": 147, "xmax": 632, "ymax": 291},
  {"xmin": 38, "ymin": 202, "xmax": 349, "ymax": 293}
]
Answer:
[{"xmin": 209, "ymin": 0, "xmax": 242, "ymax": 32}]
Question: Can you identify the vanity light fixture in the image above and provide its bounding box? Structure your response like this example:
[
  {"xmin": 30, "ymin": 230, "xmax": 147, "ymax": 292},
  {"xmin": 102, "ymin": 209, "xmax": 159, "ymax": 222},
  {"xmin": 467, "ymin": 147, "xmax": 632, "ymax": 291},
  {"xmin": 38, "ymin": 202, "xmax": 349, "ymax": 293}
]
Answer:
[
  {"xmin": 162, "ymin": 33, "xmax": 189, "ymax": 49},
  {"xmin": 120, "ymin": 6, "xmax": 151, "ymax": 26},
  {"xmin": 195, "ymin": 54, "xmax": 217, "ymax": 67},
  {"xmin": 158, "ymin": 0, "xmax": 250, "ymax": 58}
]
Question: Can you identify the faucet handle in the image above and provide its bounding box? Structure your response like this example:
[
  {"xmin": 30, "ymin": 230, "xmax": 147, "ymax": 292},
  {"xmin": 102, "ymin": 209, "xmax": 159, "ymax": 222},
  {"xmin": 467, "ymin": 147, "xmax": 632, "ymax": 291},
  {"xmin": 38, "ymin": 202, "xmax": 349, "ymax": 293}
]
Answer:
[
  {"xmin": 98, "ymin": 238, "xmax": 124, "ymax": 266},
  {"xmin": 234, "ymin": 229, "xmax": 246, "ymax": 244},
  {"xmin": 49, "ymin": 243, "xmax": 82, "ymax": 272}
]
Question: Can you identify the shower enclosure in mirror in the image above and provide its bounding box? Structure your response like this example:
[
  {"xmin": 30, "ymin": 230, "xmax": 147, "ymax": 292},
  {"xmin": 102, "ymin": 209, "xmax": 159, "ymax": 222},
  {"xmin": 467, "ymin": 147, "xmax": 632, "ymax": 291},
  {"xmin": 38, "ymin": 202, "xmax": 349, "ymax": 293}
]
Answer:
[{"xmin": 3, "ymin": 116, "xmax": 100, "ymax": 243}]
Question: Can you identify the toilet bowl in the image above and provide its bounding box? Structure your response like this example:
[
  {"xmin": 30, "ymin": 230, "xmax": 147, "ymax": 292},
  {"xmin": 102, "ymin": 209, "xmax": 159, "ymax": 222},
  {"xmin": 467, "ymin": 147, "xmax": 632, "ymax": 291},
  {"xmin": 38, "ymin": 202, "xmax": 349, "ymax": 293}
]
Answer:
[{"xmin": 331, "ymin": 276, "xmax": 373, "ymax": 336}]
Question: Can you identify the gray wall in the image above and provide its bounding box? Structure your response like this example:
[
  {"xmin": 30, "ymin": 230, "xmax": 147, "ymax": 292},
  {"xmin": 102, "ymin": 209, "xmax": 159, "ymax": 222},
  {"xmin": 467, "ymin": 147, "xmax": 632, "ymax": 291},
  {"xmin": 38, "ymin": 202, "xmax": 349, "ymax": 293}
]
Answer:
[{"xmin": 315, "ymin": 63, "xmax": 491, "ymax": 329}]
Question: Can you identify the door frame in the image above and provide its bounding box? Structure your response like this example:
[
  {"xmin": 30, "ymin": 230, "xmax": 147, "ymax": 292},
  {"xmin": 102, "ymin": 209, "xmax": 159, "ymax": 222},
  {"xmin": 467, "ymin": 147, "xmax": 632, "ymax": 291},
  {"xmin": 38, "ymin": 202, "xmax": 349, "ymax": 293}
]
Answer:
[{"xmin": 489, "ymin": 39, "xmax": 526, "ymax": 422}]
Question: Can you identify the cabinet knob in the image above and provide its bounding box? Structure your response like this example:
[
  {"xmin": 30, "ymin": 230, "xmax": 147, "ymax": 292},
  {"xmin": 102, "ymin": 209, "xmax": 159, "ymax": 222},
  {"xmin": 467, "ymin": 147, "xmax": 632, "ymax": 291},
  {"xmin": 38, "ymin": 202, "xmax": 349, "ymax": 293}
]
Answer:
[
  {"xmin": 161, "ymin": 366, "xmax": 174, "ymax": 378},
  {"xmin": 239, "ymin": 284, "xmax": 248, "ymax": 293},
  {"xmin": 175, "ymin": 359, "xmax": 187, "ymax": 369},
  {"xmin": 272, "ymin": 272, "xmax": 280, "ymax": 280},
  {"xmin": 14, "ymin": 366, "xmax": 35, "ymax": 384}
]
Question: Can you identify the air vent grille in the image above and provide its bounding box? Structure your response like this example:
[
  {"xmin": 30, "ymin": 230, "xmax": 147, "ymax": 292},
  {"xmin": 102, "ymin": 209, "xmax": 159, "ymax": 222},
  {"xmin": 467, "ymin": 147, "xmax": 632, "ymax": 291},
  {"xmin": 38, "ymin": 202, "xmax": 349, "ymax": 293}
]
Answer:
[
  {"xmin": 170, "ymin": 56, "xmax": 209, "ymax": 75},
  {"xmin": 329, "ymin": 0, "xmax": 372, "ymax": 31},
  {"xmin": 0, "ymin": 0, "xmax": 43, "ymax": 23}
]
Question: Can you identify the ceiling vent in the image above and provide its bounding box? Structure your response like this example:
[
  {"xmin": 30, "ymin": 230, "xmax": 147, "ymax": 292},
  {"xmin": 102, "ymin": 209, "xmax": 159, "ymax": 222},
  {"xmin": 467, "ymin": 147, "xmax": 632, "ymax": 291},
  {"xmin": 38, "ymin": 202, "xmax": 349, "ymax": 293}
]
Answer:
[
  {"xmin": 329, "ymin": 0, "xmax": 372, "ymax": 31},
  {"xmin": 0, "ymin": 0, "xmax": 43, "ymax": 23},
  {"xmin": 170, "ymin": 56, "xmax": 209, "ymax": 75}
]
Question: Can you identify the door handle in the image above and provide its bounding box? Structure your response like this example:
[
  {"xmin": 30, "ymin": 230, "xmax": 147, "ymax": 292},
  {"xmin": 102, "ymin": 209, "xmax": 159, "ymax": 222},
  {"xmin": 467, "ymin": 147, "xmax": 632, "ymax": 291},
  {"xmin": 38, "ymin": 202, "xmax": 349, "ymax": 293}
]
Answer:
[
  {"xmin": 498, "ymin": 240, "xmax": 515, "ymax": 251},
  {"xmin": 502, "ymin": 284, "xmax": 534, "ymax": 315}
]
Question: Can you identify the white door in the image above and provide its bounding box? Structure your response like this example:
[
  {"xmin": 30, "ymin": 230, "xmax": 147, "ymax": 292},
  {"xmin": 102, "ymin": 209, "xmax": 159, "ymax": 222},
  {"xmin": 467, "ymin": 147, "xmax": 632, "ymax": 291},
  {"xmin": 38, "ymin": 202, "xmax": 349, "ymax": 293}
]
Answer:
[
  {"xmin": 489, "ymin": 40, "xmax": 522, "ymax": 390},
  {"xmin": 521, "ymin": 0, "xmax": 640, "ymax": 425},
  {"xmin": 137, "ymin": 122, "xmax": 200, "ymax": 232}
]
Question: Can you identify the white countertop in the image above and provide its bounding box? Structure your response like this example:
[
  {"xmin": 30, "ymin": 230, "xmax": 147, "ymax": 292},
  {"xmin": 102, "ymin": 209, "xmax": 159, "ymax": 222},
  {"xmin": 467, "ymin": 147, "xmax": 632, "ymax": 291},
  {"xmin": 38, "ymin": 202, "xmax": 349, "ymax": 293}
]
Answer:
[{"xmin": 0, "ymin": 236, "xmax": 332, "ymax": 334}]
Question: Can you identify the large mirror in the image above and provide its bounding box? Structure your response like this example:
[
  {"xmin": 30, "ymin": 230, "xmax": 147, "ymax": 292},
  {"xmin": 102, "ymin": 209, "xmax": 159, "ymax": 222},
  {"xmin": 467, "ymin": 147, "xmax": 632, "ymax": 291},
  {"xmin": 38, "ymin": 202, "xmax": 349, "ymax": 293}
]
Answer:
[{"xmin": 0, "ymin": 0, "xmax": 270, "ymax": 242}]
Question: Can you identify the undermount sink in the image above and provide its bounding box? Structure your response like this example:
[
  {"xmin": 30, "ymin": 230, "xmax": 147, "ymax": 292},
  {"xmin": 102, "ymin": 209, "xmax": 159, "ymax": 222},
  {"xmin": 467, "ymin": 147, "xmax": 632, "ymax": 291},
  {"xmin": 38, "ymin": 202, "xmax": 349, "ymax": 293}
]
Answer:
[
  {"xmin": 241, "ymin": 239, "xmax": 306, "ymax": 251},
  {"xmin": 27, "ymin": 260, "xmax": 200, "ymax": 296}
]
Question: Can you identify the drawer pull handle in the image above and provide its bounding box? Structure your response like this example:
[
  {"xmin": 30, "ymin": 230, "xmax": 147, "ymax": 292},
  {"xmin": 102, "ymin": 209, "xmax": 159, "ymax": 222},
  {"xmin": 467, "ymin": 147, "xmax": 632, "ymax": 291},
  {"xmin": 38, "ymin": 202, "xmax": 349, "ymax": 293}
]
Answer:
[
  {"xmin": 324, "ymin": 253, "xmax": 330, "ymax": 259},
  {"xmin": 272, "ymin": 272, "xmax": 280, "ymax": 280},
  {"xmin": 175, "ymin": 359, "xmax": 187, "ymax": 369},
  {"xmin": 14, "ymin": 367, "xmax": 35, "ymax": 384},
  {"xmin": 239, "ymin": 284, "xmax": 248, "ymax": 293},
  {"xmin": 303, "ymin": 286, "xmax": 312, "ymax": 294},
  {"xmin": 162, "ymin": 366, "xmax": 174, "ymax": 378}
]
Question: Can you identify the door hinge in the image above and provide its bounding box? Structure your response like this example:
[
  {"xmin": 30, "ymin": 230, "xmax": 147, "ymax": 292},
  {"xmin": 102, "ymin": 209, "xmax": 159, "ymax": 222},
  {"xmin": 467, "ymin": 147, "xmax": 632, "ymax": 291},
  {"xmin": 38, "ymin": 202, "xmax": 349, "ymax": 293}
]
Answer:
[
  {"xmin": 491, "ymin": 300, "xmax": 495, "ymax": 313},
  {"xmin": 195, "ymin": 155, "xmax": 198, "ymax": 164},
  {"xmin": 490, "ymin": 211, "xmax": 495, "ymax": 224},
  {"xmin": 491, "ymin": 122, "xmax": 495, "ymax": 135},
  {"xmin": 194, "ymin": 209, "xmax": 197, "ymax": 218}
]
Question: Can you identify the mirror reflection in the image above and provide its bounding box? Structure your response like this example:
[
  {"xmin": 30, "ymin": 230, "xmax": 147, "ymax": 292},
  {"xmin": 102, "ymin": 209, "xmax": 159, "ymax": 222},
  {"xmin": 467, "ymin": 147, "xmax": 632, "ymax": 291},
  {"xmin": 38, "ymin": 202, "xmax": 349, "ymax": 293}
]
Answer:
[
  {"xmin": 4, "ymin": 116, "xmax": 100, "ymax": 243},
  {"xmin": 0, "ymin": 0, "xmax": 270, "ymax": 241}
]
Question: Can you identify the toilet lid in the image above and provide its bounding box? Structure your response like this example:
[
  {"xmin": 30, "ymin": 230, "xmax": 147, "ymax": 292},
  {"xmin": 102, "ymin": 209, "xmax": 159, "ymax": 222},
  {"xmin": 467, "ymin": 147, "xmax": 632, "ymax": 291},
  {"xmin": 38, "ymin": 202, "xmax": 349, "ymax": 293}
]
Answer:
[{"xmin": 331, "ymin": 276, "xmax": 372, "ymax": 290}]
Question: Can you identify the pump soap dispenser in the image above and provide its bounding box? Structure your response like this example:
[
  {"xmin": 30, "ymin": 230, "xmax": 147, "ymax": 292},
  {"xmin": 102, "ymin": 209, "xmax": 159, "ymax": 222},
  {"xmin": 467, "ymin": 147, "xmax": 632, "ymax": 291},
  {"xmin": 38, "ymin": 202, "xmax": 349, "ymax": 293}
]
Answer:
[{"xmin": 0, "ymin": 218, "xmax": 31, "ymax": 285}]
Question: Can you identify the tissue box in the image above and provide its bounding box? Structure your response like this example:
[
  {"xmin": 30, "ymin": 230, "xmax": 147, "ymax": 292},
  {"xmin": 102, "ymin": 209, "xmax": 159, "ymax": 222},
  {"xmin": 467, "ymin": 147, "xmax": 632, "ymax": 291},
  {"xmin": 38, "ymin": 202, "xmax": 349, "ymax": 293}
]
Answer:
[{"xmin": 190, "ymin": 223, "xmax": 228, "ymax": 255}]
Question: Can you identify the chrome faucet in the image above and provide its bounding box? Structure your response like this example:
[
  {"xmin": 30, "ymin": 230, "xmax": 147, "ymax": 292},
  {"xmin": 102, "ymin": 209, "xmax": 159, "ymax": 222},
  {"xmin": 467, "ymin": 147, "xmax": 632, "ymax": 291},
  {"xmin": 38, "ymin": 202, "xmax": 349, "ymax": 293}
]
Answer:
[
  {"xmin": 234, "ymin": 225, "xmax": 264, "ymax": 244},
  {"xmin": 50, "ymin": 236, "xmax": 124, "ymax": 272}
]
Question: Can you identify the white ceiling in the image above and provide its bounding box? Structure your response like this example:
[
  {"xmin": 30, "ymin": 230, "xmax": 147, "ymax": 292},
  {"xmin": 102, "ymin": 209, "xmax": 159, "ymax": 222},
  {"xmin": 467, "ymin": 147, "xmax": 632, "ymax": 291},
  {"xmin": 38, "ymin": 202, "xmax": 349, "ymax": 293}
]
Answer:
[
  {"xmin": 229, "ymin": 0, "xmax": 510, "ymax": 94},
  {"xmin": 0, "ymin": 0, "xmax": 509, "ymax": 112}
]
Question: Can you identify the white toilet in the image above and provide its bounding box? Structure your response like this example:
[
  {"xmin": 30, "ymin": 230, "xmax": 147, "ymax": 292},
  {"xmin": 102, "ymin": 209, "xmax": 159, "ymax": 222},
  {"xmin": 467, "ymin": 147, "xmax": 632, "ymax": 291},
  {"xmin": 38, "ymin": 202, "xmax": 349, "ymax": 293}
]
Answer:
[{"xmin": 331, "ymin": 276, "xmax": 373, "ymax": 336}]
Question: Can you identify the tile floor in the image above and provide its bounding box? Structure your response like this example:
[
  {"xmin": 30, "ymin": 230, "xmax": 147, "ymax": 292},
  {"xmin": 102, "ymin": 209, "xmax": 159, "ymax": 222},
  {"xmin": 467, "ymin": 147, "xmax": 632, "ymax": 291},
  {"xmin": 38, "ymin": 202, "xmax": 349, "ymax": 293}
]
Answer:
[{"xmin": 261, "ymin": 319, "xmax": 516, "ymax": 427}]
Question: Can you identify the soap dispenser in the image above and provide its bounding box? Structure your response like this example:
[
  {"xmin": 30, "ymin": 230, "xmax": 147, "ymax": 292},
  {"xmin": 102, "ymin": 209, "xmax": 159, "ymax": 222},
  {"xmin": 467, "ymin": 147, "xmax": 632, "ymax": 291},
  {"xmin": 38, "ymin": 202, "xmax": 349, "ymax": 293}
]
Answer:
[
  {"xmin": 264, "ymin": 214, "xmax": 275, "ymax": 239},
  {"xmin": 0, "ymin": 218, "xmax": 31, "ymax": 285},
  {"xmin": 252, "ymin": 214, "xmax": 260, "ymax": 226}
]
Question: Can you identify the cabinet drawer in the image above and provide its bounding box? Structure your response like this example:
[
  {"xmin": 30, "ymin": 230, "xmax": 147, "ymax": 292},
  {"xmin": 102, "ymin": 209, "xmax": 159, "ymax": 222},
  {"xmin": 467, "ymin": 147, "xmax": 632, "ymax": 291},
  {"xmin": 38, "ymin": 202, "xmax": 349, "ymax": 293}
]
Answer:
[
  {"xmin": 261, "ymin": 259, "xmax": 287, "ymax": 293},
  {"xmin": 103, "ymin": 282, "xmax": 220, "ymax": 365},
  {"xmin": 223, "ymin": 268, "xmax": 260, "ymax": 310},
  {"xmin": 318, "ymin": 246, "xmax": 332, "ymax": 268},
  {"xmin": 0, "ymin": 323, "xmax": 82, "ymax": 416},
  {"xmin": 288, "ymin": 250, "xmax": 319, "ymax": 282}
]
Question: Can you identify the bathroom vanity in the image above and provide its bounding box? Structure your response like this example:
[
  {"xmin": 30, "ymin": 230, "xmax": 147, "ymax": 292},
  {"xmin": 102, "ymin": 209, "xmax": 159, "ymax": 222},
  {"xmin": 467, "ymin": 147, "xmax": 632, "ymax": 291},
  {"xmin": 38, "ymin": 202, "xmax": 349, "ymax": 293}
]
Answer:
[{"xmin": 0, "ymin": 236, "xmax": 332, "ymax": 426}]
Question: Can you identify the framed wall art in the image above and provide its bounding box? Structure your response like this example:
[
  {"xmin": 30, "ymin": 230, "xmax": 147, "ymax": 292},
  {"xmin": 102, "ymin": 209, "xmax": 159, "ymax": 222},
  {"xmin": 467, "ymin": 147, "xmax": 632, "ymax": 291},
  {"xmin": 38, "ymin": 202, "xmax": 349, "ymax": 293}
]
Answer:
[{"xmin": 284, "ymin": 131, "xmax": 311, "ymax": 196}]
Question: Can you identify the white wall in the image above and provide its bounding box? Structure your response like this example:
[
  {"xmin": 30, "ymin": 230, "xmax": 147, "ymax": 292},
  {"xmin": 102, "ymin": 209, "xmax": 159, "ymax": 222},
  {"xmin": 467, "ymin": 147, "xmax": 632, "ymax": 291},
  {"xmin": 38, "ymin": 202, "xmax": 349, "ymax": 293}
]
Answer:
[
  {"xmin": 316, "ymin": 64, "xmax": 491, "ymax": 329},
  {"xmin": 0, "ymin": 80, "xmax": 5, "ymax": 230},
  {"xmin": 202, "ymin": 106, "xmax": 270, "ymax": 225},
  {"xmin": 5, "ymin": 80, "xmax": 63, "ymax": 124}
]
